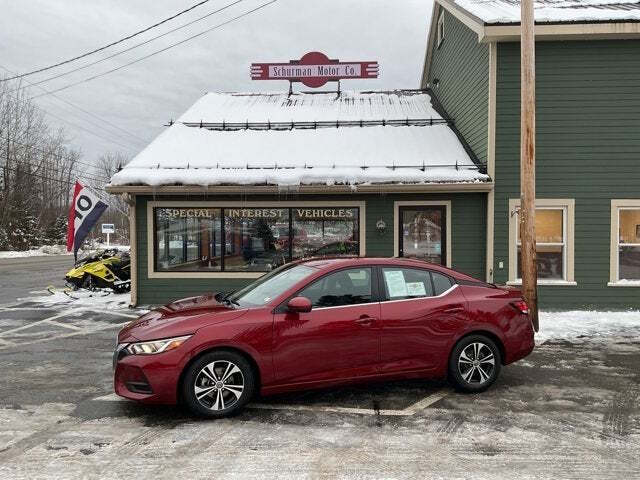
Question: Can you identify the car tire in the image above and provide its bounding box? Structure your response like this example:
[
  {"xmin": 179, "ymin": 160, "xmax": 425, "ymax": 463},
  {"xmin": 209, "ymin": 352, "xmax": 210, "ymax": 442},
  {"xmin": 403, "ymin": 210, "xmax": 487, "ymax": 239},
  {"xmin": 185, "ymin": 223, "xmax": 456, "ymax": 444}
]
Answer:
[
  {"xmin": 448, "ymin": 335, "xmax": 501, "ymax": 393},
  {"xmin": 182, "ymin": 350, "xmax": 256, "ymax": 418}
]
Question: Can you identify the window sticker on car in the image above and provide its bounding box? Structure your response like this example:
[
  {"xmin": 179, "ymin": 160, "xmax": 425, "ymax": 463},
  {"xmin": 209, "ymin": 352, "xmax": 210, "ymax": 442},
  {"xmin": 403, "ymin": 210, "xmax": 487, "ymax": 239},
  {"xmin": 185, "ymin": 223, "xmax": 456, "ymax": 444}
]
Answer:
[
  {"xmin": 384, "ymin": 270, "xmax": 408, "ymax": 298},
  {"xmin": 406, "ymin": 281, "xmax": 426, "ymax": 296}
]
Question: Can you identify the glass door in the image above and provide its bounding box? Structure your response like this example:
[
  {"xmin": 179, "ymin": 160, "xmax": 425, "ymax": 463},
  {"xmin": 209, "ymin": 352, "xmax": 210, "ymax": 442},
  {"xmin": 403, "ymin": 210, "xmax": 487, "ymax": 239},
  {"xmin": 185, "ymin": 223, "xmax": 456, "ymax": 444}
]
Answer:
[{"xmin": 398, "ymin": 206, "xmax": 446, "ymax": 265}]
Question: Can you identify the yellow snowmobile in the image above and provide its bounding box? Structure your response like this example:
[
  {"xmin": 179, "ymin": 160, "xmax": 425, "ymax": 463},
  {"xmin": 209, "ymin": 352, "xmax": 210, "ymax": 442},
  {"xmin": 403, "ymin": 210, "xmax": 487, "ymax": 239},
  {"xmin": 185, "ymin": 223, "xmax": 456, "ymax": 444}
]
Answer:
[{"xmin": 65, "ymin": 249, "xmax": 131, "ymax": 292}]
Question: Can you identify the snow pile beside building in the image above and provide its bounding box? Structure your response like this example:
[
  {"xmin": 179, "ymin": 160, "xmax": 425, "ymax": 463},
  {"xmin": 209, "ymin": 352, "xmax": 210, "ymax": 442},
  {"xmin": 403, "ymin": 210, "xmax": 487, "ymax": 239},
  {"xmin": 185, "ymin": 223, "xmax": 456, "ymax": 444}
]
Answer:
[
  {"xmin": 0, "ymin": 245, "xmax": 71, "ymax": 258},
  {"xmin": 109, "ymin": 90, "xmax": 489, "ymax": 189},
  {"xmin": 537, "ymin": 310, "xmax": 640, "ymax": 344},
  {"xmin": 455, "ymin": 0, "xmax": 640, "ymax": 24}
]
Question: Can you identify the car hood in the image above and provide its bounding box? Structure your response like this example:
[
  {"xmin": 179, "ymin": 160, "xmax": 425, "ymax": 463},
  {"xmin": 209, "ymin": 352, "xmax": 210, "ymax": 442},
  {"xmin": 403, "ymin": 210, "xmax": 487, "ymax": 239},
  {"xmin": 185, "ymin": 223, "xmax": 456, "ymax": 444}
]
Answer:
[{"xmin": 118, "ymin": 293, "xmax": 248, "ymax": 342}]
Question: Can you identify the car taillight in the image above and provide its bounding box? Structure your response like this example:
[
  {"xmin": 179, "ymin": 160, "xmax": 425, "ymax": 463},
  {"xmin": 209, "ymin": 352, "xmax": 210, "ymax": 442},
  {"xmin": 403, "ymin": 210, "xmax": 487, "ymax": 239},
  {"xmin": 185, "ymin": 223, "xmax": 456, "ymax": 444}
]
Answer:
[{"xmin": 511, "ymin": 300, "xmax": 529, "ymax": 315}]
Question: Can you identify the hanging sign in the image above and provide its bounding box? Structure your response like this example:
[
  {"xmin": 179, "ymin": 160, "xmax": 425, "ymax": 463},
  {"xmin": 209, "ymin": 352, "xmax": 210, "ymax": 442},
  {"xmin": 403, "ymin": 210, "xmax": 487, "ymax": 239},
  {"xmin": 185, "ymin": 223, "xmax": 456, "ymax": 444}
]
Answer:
[{"xmin": 251, "ymin": 51, "xmax": 379, "ymax": 88}]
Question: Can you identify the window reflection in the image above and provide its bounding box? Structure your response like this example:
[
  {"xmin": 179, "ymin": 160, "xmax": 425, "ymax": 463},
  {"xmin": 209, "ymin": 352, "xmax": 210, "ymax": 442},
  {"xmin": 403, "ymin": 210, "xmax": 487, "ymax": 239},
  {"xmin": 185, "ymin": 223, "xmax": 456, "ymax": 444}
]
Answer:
[
  {"xmin": 401, "ymin": 207, "xmax": 444, "ymax": 264},
  {"xmin": 292, "ymin": 208, "xmax": 359, "ymax": 259}
]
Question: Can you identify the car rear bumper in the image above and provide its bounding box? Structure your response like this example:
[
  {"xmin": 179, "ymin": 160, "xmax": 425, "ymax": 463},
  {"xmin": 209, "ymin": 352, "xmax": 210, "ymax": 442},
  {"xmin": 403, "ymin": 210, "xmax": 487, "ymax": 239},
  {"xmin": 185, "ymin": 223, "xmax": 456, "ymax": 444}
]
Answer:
[{"xmin": 503, "ymin": 316, "xmax": 535, "ymax": 365}]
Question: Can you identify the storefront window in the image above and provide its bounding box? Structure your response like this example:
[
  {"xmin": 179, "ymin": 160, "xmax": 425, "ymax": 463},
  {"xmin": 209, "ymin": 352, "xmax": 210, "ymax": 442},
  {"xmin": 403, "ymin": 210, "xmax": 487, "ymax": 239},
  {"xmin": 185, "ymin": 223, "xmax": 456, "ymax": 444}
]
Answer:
[
  {"xmin": 155, "ymin": 208, "xmax": 222, "ymax": 272},
  {"xmin": 154, "ymin": 206, "xmax": 360, "ymax": 273},
  {"xmin": 618, "ymin": 208, "xmax": 640, "ymax": 281},
  {"xmin": 292, "ymin": 208, "xmax": 359, "ymax": 259},
  {"xmin": 399, "ymin": 206, "xmax": 445, "ymax": 265},
  {"xmin": 224, "ymin": 208, "xmax": 290, "ymax": 272},
  {"xmin": 517, "ymin": 208, "xmax": 565, "ymax": 280}
]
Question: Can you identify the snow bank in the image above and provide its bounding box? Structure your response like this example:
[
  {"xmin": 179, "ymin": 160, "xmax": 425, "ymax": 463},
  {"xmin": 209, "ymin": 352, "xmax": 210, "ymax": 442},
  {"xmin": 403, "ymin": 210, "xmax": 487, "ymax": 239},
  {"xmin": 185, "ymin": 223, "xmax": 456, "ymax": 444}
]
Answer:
[
  {"xmin": 537, "ymin": 310, "xmax": 640, "ymax": 344},
  {"xmin": 0, "ymin": 245, "xmax": 71, "ymax": 258},
  {"xmin": 0, "ymin": 244, "xmax": 130, "ymax": 259},
  {"xmin": 455, "ymin": 0, "xmax": 640, "ymax": 24}
]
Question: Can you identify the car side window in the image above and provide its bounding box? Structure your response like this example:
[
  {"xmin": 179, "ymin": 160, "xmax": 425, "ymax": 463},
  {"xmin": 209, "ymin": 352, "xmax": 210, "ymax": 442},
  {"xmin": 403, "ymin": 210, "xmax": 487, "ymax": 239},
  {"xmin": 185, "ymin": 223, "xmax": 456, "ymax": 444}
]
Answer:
[
  {"xmin": 298, "ymin": 268, "xmax": 373, "ymax": 308},
  {"xmin": 432, "ymin": 271, "xmax": 454, "ymax": 295},
  {"xmin": 381, "ymin": 268, "xmax": 434, "ymax": 300}
]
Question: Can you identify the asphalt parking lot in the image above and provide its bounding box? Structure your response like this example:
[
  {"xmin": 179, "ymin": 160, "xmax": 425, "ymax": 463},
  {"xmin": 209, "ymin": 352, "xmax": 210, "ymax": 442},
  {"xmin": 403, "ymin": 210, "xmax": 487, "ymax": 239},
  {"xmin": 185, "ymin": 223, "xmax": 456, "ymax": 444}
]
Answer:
[{"xmin": 0, "ymin": 258, "xmax": 639, "ymax": 479}]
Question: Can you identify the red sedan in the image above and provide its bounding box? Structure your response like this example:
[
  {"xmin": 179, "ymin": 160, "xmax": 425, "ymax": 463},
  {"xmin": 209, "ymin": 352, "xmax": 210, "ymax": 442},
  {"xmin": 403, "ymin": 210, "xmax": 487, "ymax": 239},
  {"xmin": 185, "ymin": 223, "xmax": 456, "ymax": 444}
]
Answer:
[{"xmin": 114, "ymin": 257, "xmax": 534, "ymax": 418}]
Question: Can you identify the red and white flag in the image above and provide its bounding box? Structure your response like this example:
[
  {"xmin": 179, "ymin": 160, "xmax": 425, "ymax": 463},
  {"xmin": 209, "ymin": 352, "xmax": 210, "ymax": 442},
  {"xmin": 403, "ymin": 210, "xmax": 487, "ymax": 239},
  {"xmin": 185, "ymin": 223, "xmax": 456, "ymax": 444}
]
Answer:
[{"xmin": 66, "ymin": 181, "xmax": 108, "ymax": 260}]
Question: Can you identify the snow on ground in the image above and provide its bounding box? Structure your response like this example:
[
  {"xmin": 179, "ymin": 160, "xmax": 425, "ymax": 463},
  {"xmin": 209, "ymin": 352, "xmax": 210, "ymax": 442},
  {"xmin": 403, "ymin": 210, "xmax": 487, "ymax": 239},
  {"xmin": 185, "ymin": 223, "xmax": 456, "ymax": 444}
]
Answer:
[
  {"xmin": 0, "ymin": 245, "xmax": 71, "ymax": 258},
  {"xmin": 0, "ymin": 244, "xmax": 129, "ymax": 259},
  {"xmin": 537, "ymin": 310, "xmax": 640, "ymax": 344},
  {"xmin": 16, "ymin": 290, "xmax": 135, "ymax": 311}
]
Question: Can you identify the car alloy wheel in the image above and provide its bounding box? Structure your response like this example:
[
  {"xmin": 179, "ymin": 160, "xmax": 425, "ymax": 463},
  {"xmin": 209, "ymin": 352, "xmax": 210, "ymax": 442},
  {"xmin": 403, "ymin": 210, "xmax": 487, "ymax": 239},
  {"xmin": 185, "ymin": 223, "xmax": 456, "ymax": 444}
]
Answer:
[
  {"xmin": 457, "ymin": 342, "xmax": 495, "ymax": 385},
  {"xmin": 194, "ymin": 360, "xmax": 245, "ymax": 411},
  {"xmin": 448, "ymin": 334, "xmax": 501, "ymax": 392},
  {"xmin": 182, "ymin": 350, "xmax": 256, "ymax": 418}
]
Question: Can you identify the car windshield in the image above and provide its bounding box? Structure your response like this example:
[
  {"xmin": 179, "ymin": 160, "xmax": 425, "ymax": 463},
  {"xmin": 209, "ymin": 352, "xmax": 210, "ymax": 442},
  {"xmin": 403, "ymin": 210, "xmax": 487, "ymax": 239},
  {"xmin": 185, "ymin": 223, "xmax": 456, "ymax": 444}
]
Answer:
[{"xmin": 227, "ymin": 264, "xmax": 316, "ymax": 307}]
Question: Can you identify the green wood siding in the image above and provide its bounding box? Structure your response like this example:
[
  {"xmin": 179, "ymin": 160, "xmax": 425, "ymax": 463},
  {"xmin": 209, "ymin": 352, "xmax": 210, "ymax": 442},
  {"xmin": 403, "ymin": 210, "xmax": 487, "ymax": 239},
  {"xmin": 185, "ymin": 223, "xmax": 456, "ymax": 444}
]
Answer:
[
  {"xmin": 135, "ymin": 193, "xmax": 486, "ymax": 306},
  {"xmin": 494, "ymin": 40, "xmax": 640, "ymax": 308},
  {"xmin": 427, "ymin": 9, "xmax": 489, "ymax": 165}
]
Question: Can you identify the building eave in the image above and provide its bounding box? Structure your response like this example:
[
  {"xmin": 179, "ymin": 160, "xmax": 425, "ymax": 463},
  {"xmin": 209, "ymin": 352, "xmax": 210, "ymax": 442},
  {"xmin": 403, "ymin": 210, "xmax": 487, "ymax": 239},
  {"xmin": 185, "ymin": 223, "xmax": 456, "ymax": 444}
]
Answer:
[
  {"xmin": 422, "ymin": 0, "xmax": 640, "ymax": 59},
  {"xmin": 106, "ymin": 182, "xmax": 494, "ymax": 195}
]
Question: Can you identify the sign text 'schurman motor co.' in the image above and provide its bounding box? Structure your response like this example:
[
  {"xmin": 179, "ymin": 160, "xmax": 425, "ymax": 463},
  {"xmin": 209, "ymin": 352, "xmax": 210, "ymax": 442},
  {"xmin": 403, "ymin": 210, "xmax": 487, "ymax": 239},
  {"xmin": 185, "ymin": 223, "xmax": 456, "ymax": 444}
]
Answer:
[{"xmin": 251, "ymin": 51, "xmax": 379, "ymax": 88}]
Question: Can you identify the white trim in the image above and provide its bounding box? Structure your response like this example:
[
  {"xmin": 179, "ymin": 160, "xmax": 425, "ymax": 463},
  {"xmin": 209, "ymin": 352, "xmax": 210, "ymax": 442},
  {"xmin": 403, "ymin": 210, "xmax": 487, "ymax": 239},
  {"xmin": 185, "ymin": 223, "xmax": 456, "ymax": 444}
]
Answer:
[
  {"xmin": 508, "ymin": 198, "xmax": 575, "ymax": 284},
  {"xmin": 392, "ymin": 201, "xmax": 452, "ymax": 268},
  {"xmin": 146, "ymin": 200, "xmax": 366, "ymax": 279},
  {"xmin": 437, "ymin": 9, "xmax": 445, "ymax": 48},
  {"xmin": 128, "ymin": 194, "xmax": 138, "ymax": 306},
  {"xmin": 610, "ymin": 199, "xmax": 640, "ymax": 284},
  {"xmin": 507, "ymin": 280, "xmax": 577, "ymax": 287},
  {"xmin": 485, "ymin": 41, "xmax": 497, "ymax": 283}
]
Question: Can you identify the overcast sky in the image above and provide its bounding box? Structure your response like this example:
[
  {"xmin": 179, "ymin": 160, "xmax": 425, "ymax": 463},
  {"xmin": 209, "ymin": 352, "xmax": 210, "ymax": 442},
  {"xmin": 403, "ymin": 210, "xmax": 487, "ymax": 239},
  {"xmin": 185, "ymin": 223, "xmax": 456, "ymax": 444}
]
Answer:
[{"xmin": 1, "ymin": 0, "xmax": 433, "ymax": 169}]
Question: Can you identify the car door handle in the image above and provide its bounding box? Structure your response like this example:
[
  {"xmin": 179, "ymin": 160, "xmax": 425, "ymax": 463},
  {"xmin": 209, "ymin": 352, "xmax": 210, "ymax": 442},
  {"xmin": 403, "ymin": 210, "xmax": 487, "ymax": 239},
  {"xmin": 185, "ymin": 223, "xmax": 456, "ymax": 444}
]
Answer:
[
  {"xmin": 355, "ymin": 315, "xmax": 375, "ymax": 326},
  {"xmin": 443, "ymin": 306, "xmax": 464, "ymax": 314}
]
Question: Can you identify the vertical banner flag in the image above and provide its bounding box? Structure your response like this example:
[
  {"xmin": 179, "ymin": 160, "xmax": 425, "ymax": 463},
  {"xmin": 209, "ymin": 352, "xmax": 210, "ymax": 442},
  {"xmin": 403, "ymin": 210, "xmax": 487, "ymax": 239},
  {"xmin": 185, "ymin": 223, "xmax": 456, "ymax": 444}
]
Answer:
[{"xmin": 66, "ymin": 181, "xmax": 109, "ymax": 260}]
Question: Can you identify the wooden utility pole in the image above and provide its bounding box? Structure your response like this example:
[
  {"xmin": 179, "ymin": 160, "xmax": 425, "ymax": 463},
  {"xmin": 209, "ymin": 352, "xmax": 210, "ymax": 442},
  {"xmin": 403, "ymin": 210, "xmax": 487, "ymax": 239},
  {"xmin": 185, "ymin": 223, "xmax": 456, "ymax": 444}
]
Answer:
[{"xmin": 520, "ymin": 0, "xmax": 539, "ymax": 331}]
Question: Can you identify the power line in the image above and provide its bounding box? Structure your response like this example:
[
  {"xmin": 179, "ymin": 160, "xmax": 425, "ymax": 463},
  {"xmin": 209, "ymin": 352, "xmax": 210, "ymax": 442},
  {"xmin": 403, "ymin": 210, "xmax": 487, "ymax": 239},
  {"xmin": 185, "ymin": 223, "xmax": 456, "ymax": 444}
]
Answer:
[
  {"xmin": 0, "ymin": 64, "xmax": 147, "ymax": 148},
  {"xmin": 0, "ymin": 0, "xmax": 214, "ymax": 82},
  {"xmin": 2, "ymin": 162, "xmax": 106, "ymax": 191},
  {"xmin": 6, "ymin": 139, "xmax": 117, "ymax": 177},
  {"xmin": 3, "ymin": 154, "xmax": 111, "ymax": 185},
  {"xmin": 10, "ymin": 0, "xmax": 244, "ymax": 92},
  {"xmin": 30, "ymin": 0, "xmax": 279, "ymax": 99}
]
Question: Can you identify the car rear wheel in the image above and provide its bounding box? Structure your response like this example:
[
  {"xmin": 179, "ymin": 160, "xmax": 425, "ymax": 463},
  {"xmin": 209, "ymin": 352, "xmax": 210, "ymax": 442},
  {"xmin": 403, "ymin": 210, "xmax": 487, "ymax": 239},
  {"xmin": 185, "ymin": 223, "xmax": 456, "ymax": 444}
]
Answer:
[
  {"xmin": 448, "ymin": 335, "xmax": 501, "ymax": 392},
  {"xmin": 182, "ymin": 351, "xmax": 256, "ymax": 418}
]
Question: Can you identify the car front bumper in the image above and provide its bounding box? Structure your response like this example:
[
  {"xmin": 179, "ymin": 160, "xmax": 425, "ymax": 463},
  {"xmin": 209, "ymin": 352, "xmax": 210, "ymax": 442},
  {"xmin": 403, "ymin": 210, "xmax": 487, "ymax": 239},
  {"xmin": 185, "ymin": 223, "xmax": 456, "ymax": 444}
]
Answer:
[{"xmin": 113, "ymin": 345, "xmax": 188, "ymax": 405}]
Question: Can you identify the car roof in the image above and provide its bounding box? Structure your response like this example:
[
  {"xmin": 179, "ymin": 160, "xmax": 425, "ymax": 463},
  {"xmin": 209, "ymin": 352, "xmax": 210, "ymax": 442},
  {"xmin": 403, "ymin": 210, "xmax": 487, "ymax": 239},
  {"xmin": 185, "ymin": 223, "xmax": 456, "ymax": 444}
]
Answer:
[{"xmin": 297, "ymin": 256, "xmax": 479, "ymax": 282}]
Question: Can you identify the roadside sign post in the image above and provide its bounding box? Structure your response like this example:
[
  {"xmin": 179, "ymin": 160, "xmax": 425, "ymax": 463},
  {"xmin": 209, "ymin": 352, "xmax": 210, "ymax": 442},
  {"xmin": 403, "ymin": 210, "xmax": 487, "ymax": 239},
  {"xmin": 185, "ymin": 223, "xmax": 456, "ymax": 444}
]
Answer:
[{"xmin": 102, "ymin": 223, "xmax": 115, "ymax": 247}]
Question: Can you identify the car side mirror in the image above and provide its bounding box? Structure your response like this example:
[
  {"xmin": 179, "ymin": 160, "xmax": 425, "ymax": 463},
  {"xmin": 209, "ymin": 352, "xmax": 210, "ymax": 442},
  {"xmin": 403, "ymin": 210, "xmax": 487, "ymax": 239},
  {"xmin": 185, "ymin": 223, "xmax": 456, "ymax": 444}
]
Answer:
[{"xmin": 287, "ymin": 296, "xmax": 312, "ymax": 313}]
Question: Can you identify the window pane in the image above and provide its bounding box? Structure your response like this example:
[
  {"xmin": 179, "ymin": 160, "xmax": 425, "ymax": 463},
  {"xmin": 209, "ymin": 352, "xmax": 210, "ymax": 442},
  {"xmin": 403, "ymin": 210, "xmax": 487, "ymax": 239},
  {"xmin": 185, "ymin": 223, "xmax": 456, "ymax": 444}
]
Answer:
[
  {"xmin": 517, "ymin": 245, "xmax": 564, "ymax": 280},
  {"xmin": 401, "ymin": 208, "xmax": 443, "ymax": 264},
  {"xmin": 299, "ymin": 268, "xmax": 372, "ymax": 308},
  {"xmin": 382, "ymin": 268, "xmax": 434, "ymax": 300},
  {"xmin": 432, "ymin": 272, "xmax": 453, "ymax": 295},
  {"xmin": 292, "ymin": 208, "xmax": 359, "ymax": 259},
  {"xmin": 155, "ymin": 208, "xmax": 221, "ymax": 272},
  {"xmin": 619, "ymin": 246, "xmax": 640, "ymax": 281},
  {"xmin": 619, "ymin": 209, "xmax": 640, "ymax": 245},
  {"xmin": 517, "ymin": 208, "xmax": 563, "ymax": 244},
  {"xmin": 224, "ymin": 208, "xmax": 289, "ymax": 272}
]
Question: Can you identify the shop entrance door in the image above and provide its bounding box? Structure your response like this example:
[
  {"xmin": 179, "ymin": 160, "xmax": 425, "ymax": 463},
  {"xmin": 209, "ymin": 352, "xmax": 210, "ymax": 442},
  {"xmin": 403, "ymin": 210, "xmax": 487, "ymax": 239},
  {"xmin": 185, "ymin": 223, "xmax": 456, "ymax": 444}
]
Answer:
[{"xmin": 398, "ymin": 206, "xmax": 446, "ymax": 265}]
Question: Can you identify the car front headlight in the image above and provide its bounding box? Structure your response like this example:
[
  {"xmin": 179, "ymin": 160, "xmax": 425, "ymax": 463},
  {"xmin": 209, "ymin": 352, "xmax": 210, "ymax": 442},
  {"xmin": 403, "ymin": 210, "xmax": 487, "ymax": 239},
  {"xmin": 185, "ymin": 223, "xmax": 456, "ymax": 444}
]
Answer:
[{"xmin": 125, "ymin": 335, "xmax": 192, "ymax": 355}]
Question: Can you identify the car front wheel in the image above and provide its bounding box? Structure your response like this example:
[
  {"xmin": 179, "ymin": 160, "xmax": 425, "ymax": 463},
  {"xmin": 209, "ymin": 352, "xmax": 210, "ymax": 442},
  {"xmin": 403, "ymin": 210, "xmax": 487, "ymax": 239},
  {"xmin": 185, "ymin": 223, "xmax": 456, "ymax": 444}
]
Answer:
[
  {"xmin": 448, "ymin": 335, "xmax": 501, "ymax": 392},
  {"xmin": 182, "ymin": 351, "xmax": 256, "ymax": 418}
]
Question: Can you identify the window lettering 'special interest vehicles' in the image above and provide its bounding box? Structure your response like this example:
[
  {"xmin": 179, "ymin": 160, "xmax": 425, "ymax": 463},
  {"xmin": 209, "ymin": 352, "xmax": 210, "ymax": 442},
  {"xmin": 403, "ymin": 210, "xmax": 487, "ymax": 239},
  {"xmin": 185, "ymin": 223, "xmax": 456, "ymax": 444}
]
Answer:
[{"xmin": 114, "ymin": 257, "xmax": 534, "ymax": 418}]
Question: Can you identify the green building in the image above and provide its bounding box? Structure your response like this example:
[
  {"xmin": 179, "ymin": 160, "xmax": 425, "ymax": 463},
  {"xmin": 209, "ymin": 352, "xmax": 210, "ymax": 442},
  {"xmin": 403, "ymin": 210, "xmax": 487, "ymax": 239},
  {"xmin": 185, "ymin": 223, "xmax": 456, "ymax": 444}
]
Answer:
[{"xmin": 108, "ymin": 1, "xmax": 640, "ymax": 309}]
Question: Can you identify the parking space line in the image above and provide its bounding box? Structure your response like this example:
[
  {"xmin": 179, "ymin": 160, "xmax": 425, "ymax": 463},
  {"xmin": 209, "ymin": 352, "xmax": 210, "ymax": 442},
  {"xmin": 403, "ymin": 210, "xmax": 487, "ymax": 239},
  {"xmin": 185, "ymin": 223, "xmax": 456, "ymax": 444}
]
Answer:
[
  {"xmin": 0, "ymin": 310, "xmax": 75, "ymax": 337},
  {"xmin": 249, "ymin": 388, "xmax": 451, "ymax": 416},
  {"xmin": 403, "ymin": 388, "xmax": 451, "ymax": 413},
  {"xmin": 44, "ymin": 319, "xmax": 84, "ymax": 331},
  {"xmin": 0, "ymin": 322, "xmax": 127, "ymax": 350}
]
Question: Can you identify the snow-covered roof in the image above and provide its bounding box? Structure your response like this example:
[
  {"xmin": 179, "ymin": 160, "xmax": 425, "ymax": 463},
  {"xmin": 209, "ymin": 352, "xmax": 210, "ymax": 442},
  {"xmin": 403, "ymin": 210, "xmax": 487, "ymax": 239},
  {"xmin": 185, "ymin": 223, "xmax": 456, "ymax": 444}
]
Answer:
[
  {"xmin": 110, "ymin": 90, "xmax": 489, "ymax": 189},
  {"xmin": 453, "ymin": 0, "xmax": 640, "ymax": 24}
]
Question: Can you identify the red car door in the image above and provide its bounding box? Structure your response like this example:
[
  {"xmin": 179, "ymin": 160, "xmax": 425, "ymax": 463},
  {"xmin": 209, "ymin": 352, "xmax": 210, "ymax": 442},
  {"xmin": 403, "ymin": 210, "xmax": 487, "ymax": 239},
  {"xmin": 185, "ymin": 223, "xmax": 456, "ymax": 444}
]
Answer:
[
  {"xmin": 272, "ymin": 267, "xmax": 381, "ymax": 386},
  {"xmin": 378, "ymin": 266, "xmax": 467, "ymax": 373}
]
